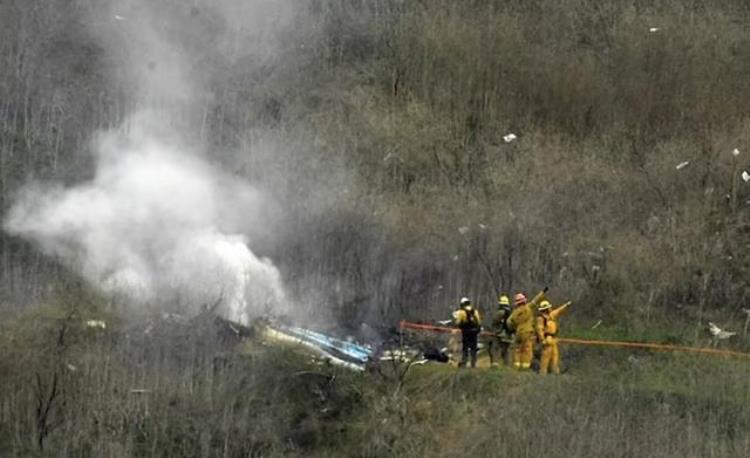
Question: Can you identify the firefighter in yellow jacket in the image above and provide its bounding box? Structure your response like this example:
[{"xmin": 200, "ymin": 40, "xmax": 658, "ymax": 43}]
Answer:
[
  {"xmin": 506, "ymin": 289, "xmax": 546, "ymax": 371},
  {"xmin": 453, "ymin": 297, "xmax": 482, "ymax": 368},
  {"xmin": 536, "ymin": 300, "xmax": 571, "ymax": 375}
]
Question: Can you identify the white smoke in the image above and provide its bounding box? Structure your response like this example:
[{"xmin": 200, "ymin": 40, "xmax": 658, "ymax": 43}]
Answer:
[
  {"xmin": 4, "ymin": 111, "xmax": 286, "ymax": 324},
  {"xmin": 3, "ymin": 0, "xmax": 298, "ymax": 323}
]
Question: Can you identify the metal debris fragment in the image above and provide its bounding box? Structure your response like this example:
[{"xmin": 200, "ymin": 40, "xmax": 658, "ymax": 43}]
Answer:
[{"xmin": 85, "ymin": 320, "xmax": 106, "ymax": 329}]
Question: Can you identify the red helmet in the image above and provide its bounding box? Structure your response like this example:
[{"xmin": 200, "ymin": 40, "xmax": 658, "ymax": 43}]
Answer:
[{"xmin": 514, "ymin": 293, "xmax": 527, "ymax": 306}]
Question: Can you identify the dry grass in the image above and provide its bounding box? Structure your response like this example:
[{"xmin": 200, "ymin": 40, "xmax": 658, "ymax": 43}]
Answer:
[
  {"xmin": 4, "ymin": 2, "xmax": 750, "ymax": 455},
  {"xmin": 2, "ymin": 295, "xmax": 750, "ymax": 457}
]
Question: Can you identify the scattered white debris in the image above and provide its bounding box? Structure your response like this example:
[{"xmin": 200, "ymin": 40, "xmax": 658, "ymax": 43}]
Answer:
[
  {"xmin": 66, "ymin": 363, "xmax": 77, "ymax": 372},
  {"xmin": 675, "ymin": 161, "xmax": 690, "ymax": 170},
  {"xmin": 228, "ymin": 323, "xmax": 242, "ymax": 336},
  {"xmin": 742, "ymin": 171, "xmax": 750, "ymax": 182},
  {"xmin": 85, "ymin": 320, "xmax": 106, "ymax": 330},
  {"xmin": 458, "ymin": 226, "xmax": 469, "ymax": 235},
  {"xmin": 114, "ymin": 15, "xmax": 126, "ymax": 21},
  {"xmin": 437, "ymin": 319, "xmax": 452, "ymax": 326},
  {"xmin": 591, "ymin": 320, "xmax": 602, "ymax": 330},
  {"xmin": 383, "ymin": 152, "xmax": 392, "ymax": 162},
  {"xmin": 708, "ymin": 322, "xmax": 736, "ymax": 340},
  {"xmin": 649, "ymin": 27, "xmax": 660, "ymax": 33},
  {"xmin": 452, "ymin": 255, "xmax": 459, "ymax": 261},
  {"xmin": 502, "ymin": 133, "xmax": 517, "ymax": 143},
  {"xmin": 380, "ymin": 349, "xmax": 421, "ymax": 362},
  {"xmin": 591, "ymin": 265, "xmax": 601, "ymax": 273},
  {"xmin": 733, "ymin": 148, "xmax": 741, "ymax": 157},
  {"xmin": 478, "ymin": 223, "xmax": 487, "ymax": 230}
]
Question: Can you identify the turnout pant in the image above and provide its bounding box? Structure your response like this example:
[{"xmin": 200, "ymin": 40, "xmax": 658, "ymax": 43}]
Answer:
[
  {"xmin": 512, "ymin": 332, "xmax": 535, "ymax": 370},
  {"xmin": 539, "ymin": 338, "xmax": 561, "ymax": 375},
  {"xmin": 488, "ymin": 337, "xmax": 511, "ymax": 367},
  {"xmin": 460, "ymin": 331, "xmax": 479, "ymax": 368}
]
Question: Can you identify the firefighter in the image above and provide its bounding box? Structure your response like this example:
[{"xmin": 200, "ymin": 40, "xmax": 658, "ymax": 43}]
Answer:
[
  {"xmin": 506, "ymin": 289, "xmax": 546, "ymax": 371},
  {"xmin": 453, "ymin": 297, "xmax": 482, "ymax": 368},
  {"xmin": 488, "ymin": 294, "xmax": 513, "ymax": 367},
  {"xmin": 536, "ymin": 300, "xmax": 571, "ymax": 375}
]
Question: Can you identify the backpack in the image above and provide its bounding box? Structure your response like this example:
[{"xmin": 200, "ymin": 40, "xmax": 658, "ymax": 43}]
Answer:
[
  {"xmin": 496, "ymin": 305, "xmax": 512, "ymax": 333},
  {"xmin": 462, "ymin": 308, "xmax": 480, "ymax": 333}
]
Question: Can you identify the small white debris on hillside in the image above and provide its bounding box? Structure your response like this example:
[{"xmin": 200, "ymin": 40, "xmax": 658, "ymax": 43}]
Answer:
[
  {"xmin": 733, "ymin": 148, "xmax": 741, "ymax": 157},
  {"xmin": 742, "ymin": 171, "xmax": 750, "ymax": 182},
  {"xmin": 675, "ymin": 161, "xmax": 689, "ymax": 170},
  {"xmin": 707, "ymin": 322, "xmax": 735, "ymax": 340},
  {"xmin": 85, "ymin": 320, "xmax": 107, "ymax": 329},
  {"xmin": 503, "ymin": 133, "xmax": 517, "ymax": 143},
  {"xmin": 627, "ymin": 355, "xmax": 641, "ymax": 365}
]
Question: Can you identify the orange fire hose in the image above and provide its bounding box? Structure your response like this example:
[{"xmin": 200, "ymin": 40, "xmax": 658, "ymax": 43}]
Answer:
[{"xmin": 399, "ymin": 320, "xmax": 750, "ymax": 359}]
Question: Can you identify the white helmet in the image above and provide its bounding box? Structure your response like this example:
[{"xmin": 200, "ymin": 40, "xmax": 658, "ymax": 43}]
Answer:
[{"xmin": 460, "ymin": 297, "xmax": 471, "ymax": 305}]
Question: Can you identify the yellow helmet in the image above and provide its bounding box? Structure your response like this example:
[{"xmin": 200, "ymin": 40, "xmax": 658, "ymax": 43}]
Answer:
[
  {"xmin": 538, "ymin": 300, "xmax": 552, "ymax": 311},
  {"xmin": 498, "ymin": 295, "xmax": 510, "ymax": 306}
]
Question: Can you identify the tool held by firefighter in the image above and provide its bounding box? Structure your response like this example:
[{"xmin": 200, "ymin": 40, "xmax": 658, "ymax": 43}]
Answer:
[
  {"xmin": 488, "ymin": 294, "xmax": 513, "ymax": 367},
  {"xmin": 536, "ymin": 300, "xmax": 571, "ymax": 375},
  {"xmin": 453, "ymin": 297, "xmax": 482, "ymax": 368},
  {"xmin": 507, "ymin": 288, "xmax": 547, "ymax": 371}
]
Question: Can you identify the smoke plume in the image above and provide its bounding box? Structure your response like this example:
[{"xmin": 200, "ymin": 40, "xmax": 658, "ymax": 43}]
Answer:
[
  {"xmin": 5, "ymin": 111, "xmax": 285, "ymax": 323},
  {"xmin": 4, "ymin": 0, "xmax": 294, "ymax": 323}
]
